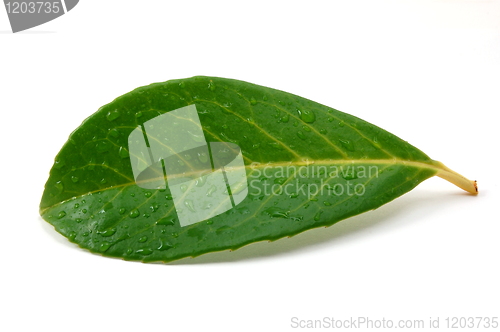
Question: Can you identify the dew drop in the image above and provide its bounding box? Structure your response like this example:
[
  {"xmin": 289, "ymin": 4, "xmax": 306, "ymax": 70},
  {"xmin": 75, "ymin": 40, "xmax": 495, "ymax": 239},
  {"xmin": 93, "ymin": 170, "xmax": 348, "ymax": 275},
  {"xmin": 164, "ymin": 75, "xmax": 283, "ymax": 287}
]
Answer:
[
  {"xmin": 68, "ymin": 231, "xmax": 77, "ymax": 241},
  {"xmin": 156, "ymin": 217, "xmax": 175, "ymax": 226},
  {"xmin": 208, "ymin": 81, "xmax": 216, "ymax": 91},
  {"xmin": 119, "ymin": 208, "xmax": 126, "ymax": 214},
  {"xmin": 54, "ymin": 159, "xmax": 65, "ymax": 169},
  {"xmin": 165, "ymin": 194, "xmax": 173, "ymax": 200},
  {"xmin": 99, "ymin": 228, "xmax": 117, "ymax": 237},
  {"xmin": 250, "ymin": 97, "xmax": 257, "ymax": 105},
  {"xmin": 281, "ymin": 114, "xmax": 289, "ymax": 123},
  {"xmin": 82, "ymin": 231, "xmax": 90, "ymax": 237},
  {"xmin": 263, "ymin": 207, "xmax": 289, "ymax": 218},
  {"xmin": 314, "ymin": 210, "xmax": 323, "ymax": 221},
  {"xmin": 99, "ymin": 242, "xmax": 112, "ymax": 252},
  {"xmin": 119, "ymin": 147, "xmax": 129, "ymax": 159},
  {"xmin": 144, "ymin": 192, "xmax": 152, "ymax": 198},
  {"xmin": 196, "ymin": 175, "xmax": 207, "ymax": 187},
  {"xmin": 108, "ymin": 128, "xmax": 120, "ymax": 138},
  {"xmin": 206, "ymin": 185, "xmax": 217, "ymax": 197},
  {"xmin": 136, "ymin": 248, "xmax": 153, "ymax": 255},
  {"xmin": 75, "ymin": 218, "xmax": 82, "ymax": 223},
  {"xmin": 274, "ymin": 177, "xmax": 286, "ymax": 185},
  {"xmin": 184, "ymin": 199, "xmax": 196, "ymax": 212},
  {"xmin": 188, "ymin": 130, "xmax": 204, "ymax": 142},
  {"xmin": 135, "ymin": 111, "xmax": 143, "ymax": 118},
  {"xmin": 323, "ymin": 201, "xmax": 332, "ymax": 206},
  {"xmin": 180, "ymin": 184, "xmax": 188, "ymax": 192},
  {"xmin": 297, "ymin": 108, "xmax": 316, "ymax": 123},
  {"xmin": 339, "ymin": 139, "xmax": 355, "ymax": 152},
  {"xmin": 71, "ymin": 176, "xmax": 79, "ymax": 183},
  {"xmin": 106, "ymin": 110, "xmax": 121, "ymax": 121},
  {"xmin": 55, "ymin": 181, "xmax": 64, "ymax": 194},
  {"xmin": 57, "ymin": 211, "xmax": 66, "ymax": 219},
  {"xmin": 74, "ymin": 203, "xmax": 80, "ymax": 209},
  {"xmin": 138, "ymin": 236, "xmax": 148, "ymax": 243},
  {"xmin": 297, "ymin": 131, "xmax": 306, "ymax": 140},
  {"xmin": 129, "ymin": 209, "xmax": 140, "ymax": 218},
  {"xmin": 198, "ymin": 152, "xmax": 209, "ymax": 164},
  {"xmin": 82, "ymin": 209, "xmax": 87, "ymax": 214}
]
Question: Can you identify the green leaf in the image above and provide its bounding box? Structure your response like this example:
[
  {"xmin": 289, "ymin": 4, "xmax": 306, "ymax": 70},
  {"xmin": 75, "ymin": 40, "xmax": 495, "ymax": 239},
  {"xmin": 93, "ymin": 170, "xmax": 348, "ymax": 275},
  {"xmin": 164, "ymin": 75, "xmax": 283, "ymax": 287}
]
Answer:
[{"xmin": 39, "ymin": 76, "xmax": 477, "ymax": 263}]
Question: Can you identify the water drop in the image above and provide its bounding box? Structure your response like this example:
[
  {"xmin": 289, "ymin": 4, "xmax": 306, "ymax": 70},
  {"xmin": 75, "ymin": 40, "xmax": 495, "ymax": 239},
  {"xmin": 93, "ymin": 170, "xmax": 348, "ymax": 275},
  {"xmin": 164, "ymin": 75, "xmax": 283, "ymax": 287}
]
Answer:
[
  {"xmin": 184, "ymin": 199, "xmax": 196, "ymax": 212},
  {"xmin": 99, "ymin": 228, "xmax": 117, "ymax": 237},
  {"xmin": 57, "ymin": 211, "xmax": 66, "ymax": 219},
  {"xmin": 99, "ymin": 242, "xmax": 112, "ymax": 252},
  {"xmin": 250, "ymin": 97, "xmax": 257, "ymax": 105},
  {"xmin": 165, "ymin": 194, "xmax": 173, "ymax": 200},
  {"xmin": 297, "ymin": 131, "xmax": 306, "ymax": 140},
  {"xmin": 144, "ymin": 192, "xmax": 152, "ymax": 198},
  {"xmin": 71, "ymin": 176, "xmax": 79, "ymax": 183},
  {"xmin": 135, "ymin": 111, "xmax": 143, "ymax": 118},
  {"xmin": 129, "ymin": 209, "xmax": 140, "ymax": 218},
  {"xmin": 314, "ymin": 210, "xmax": 323, "ymax": 221},
  {"xmin": 178, "ymin": 82, "xmax": 186, "ymax": 88},
  {"xmin": 74, "ymin": 203, "xmax": 80, "ymax": 209},
  {"xmin": 106, "ymin": 110, "xmax": 121, "ymax": 121},
  {"xmin": 274, "ymin": 177, "xmax": 286, "ymax": 185},
  {"xmin": 54, "ymin": 181, "xmax": 64, "ymax": 194},
  {"xmin": 54, "ymin": 159, "xmax": 65, "ymax": 169},
  {"xmin": 119, "ymin": 147, "xmax": 129, "ymax": 159},
  {"xmin": 208, "ymin": 81, "xmax": 216, "ymax": 91},
  {"xmin": 82, "ymin": 231, "xmax": 90, "ymax": 237},
  {"xmin": 196, "ymin": 175, "xmax": 207, "ymax": 187},
  {"xmin": 96, "ymin": 141, "xmax": 109, "ymax": 153},
  {"xmin": 339, "ymin": 139, "xmax": 355, "ymax": 152},
  {"xmin": 297, "ymin": 108, "xmax": 316, "ymax": 123},
  {"xmin": 180, "ymin": 184, "xmax": 188, "ymax": 192},
  {"xmin": 136, "ymin": 248, "xmax": 153, "ymax": 255},
  {"xmin": 82, "ymin": 209, "xmax": 87, "ymax": 214},
  {"xmin": 206, "ymin": 220, "xmax": 214, "ymax": 225},
  {"xmin": 75, "ymin": 218, "xmax": 82, "ymax": 223},
  {"xmin": 302, "ymin": 125, "xmax": 311, "ymax": 132},
  {"xmin": 281, "ymin": 114, "xmax": 290, "ymax": 123},
  {"xmin": 68, "ymin": 231, "xmax": 77, "ymax": 241},
  {"xmin": 263, "ymin": 207, "xmax": 289, "ymax": 218},
  {"xmin": 119, "ymin": 208, "xmax": 126, "ymax": 214},
  {"xmin": 198, "ymin": 152, "xmax": 209, "ymax": 164},
  {"xmin": 323, "ymin": 201, "xmax": 332, "ymax": 206},
  {"xmin": 156, "ymin": 217, "xmax": 175, "ymax": 226},
  {"xmin": 150, "ymin": 204, "xmax": 159, "ymax": 212},
  {"xmin": 138, "ymin": 236, "xmax": 148, "ymax": 243},
  {"xmin": 188, "ymin": 130, "xmax": 204, "ymax": 142},
  {"xmin": 108, "ymin": 128, "xmax": 120, "ymax": 138},
  {"xmin": 206, "ymin": 185, "xmax": 217, "ymax": 197}
]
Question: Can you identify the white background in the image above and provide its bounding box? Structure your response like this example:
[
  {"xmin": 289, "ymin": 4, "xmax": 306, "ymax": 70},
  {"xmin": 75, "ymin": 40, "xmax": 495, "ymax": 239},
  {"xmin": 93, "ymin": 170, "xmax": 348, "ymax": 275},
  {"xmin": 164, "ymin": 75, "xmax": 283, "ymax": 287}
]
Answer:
[{"xmin": 1, "ymin": 1, "xmax": 499, "ymax": 331}]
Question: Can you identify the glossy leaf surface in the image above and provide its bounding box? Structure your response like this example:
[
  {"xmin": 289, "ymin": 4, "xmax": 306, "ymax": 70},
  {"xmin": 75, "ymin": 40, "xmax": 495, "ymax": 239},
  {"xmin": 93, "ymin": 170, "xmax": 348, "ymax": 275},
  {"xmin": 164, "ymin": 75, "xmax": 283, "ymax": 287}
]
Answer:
[{"xmin": 40, "ymin": 76, "xmax": 476, "ymax": 262}]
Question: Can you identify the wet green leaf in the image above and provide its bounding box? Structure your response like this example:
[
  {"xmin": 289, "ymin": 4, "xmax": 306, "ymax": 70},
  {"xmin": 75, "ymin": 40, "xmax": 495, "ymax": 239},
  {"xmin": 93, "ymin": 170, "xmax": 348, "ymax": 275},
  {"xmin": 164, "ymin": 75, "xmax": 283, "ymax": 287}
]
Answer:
[{"xmin": 40, "ymin": 76, "xmax": 477, "ymax": 263}]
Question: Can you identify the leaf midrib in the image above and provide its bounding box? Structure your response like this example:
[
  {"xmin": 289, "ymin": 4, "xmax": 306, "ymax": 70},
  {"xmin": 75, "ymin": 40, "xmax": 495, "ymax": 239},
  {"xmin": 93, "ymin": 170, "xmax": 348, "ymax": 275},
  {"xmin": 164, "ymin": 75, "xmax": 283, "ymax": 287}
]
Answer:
[{"xmin": 40, "ymin": 158, "xmax": 446, "ymax": 214}]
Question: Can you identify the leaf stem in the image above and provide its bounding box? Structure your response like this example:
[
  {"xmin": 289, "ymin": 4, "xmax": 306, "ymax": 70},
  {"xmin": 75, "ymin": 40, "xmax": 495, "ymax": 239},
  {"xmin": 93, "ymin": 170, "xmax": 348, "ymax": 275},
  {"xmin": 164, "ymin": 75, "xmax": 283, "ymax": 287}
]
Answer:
[{"xmin": 433, "ymin": 161, "xmax": 478, "ymax": 194}]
